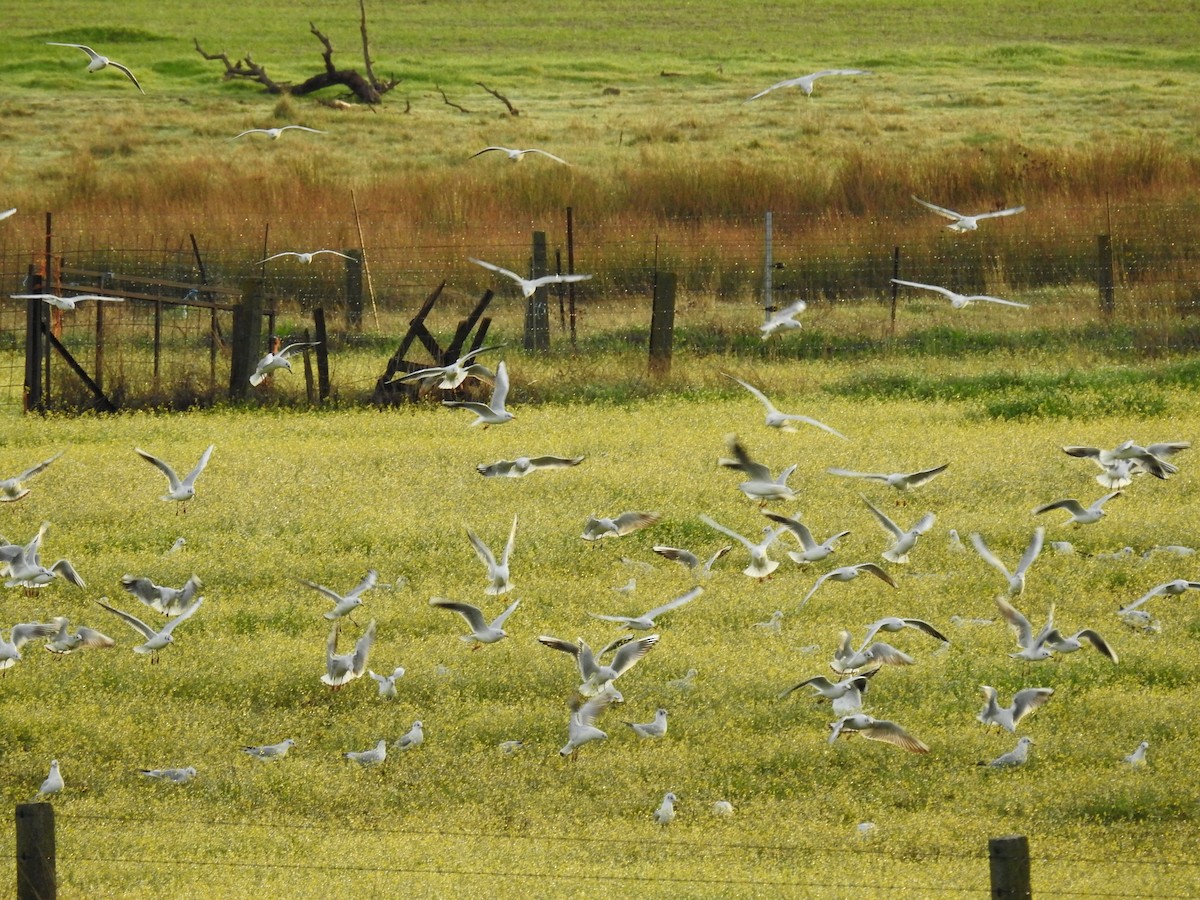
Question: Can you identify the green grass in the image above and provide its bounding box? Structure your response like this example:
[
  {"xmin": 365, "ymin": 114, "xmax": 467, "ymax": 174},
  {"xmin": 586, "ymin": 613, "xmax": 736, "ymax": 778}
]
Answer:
[{"xmin": 0, "ymin": 375, "xmax": 1198, "ymax": 895}]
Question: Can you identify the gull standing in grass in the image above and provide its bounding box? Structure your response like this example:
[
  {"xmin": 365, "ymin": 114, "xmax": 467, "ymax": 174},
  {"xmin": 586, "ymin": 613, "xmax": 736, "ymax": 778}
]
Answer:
[
  {"xmin": 625, "ymin": 708, "xmax": 669, "ymax": 739},
  {"xmin": 1033, "ymin": 492, "xmax": 1120, "ymax": 526},
  {"xmin": 582, "ymin": 511, "xmax": 660, "ymax": 541},
  {"xmin": 250, "ymin": 341, "xmax": 319, "ymax": 386},
  {"xmin": 1124, "ymin": 741, "xmax": 1149, "ymax": 767},
  {"xmin": 828, "ymin": 714, "xmax": 929, "ymax": 753},
  {"xmin": 911, "ymin": 196, "xmax": 1025, "ymax": 233},
  {"xmin": 699, "ymin": 514, "xmax": 786, "ymax": 578},
  {"xmin": 11, "ymin": 292, "xmax": 125, "ymax": 311},
  {"xmin": 560, "ymin": 691, "xmax": 618, "ymax": 758},
  {"xmin": 300, "ymin": 570, "xmax": 377, "ymax": 622},
  {"xmin": 723, "ymin": 373, "xmax": 848, "ymax": 438},
  {"xmin": 800, "ymin": 563, "xmax": 896, "ymax": 610},
  {"xmin": 830, "ymin": 629, "xmax": 914, "ymax": 675},
  {"xmin": 759, "ymin": 300, "xmax": 807, "ymax": 338},
  {"xmin": 242, "ymin": 739, "xmax": 295, "ymax": 761},
  {"xmin": 745, "ymin": 69, "xmax": 873, "ymax": 101},
  {"xmin": 763, "ymin": 512, "xmax": 850, "ymax": 564},
  {"xmin": 753, "ymin": 610, "xmax": 785, "ymax": 634},
  {"xmin": 970, "ymin": 528, "xmax": 1044, "ymax": 596},
  {"xmin": 258, "ymin": 250, "xmax": 355, "ymax": 264},
  {"xmin": 469, "ymin": 257, "xmax": 593, "ymax": 299},
  {"xmin": 135, "ymin": 445, "xmax": 214, "ymax": 509},
  {"xmin": 95, "ymin": 597, "xmax": 203, "ymax": 658},
  {"xmin": 232, "ymin": 125, "xmax": 327, "ymax": 140},
  {"xmin": 344, "ymin": 740, "xmax": 386, "ymax": 767},
  {"xmin": 589, "ymin": 586, "xmax": 703, "ymax": 630},
  {"xmin": 827, "ymin": 463, "xmax": 948, "ymax": 492},
  {"xmin": 981, "ymin": 737, "xmax": 1032, "ymax": 768},
  {"xmin": 429, "ymin": 597, "xmax": 519, "ymax": 646},
  {"xmin": 890, "ymin": 278, "xmax": 1029, "ymax": 309},
  {"xmin": 443, "ymin": 360, "xmax": 514, "ymax": 426},
  {"xmin": 538, "ymin": 634, "xmax": 659, "ymax": 696},
  {"xmin": 861, "ymin": 496, "xmax": 935, "ymax": 564},
  {"xmin": 653, "ymin": 792, "xmax": 678, "ymax": 825},
  {"xmin": 321, "ymin": 619, "xmax": 376, "ymax": 688},
  {"xmin": 477, "ymin": 454, "xmax": 584, "ymax": 478},
  {"xmin": 652, "ymin": 544, "xmax": 731, "ymax": 577},
  {"xmin": 121, "ymin": 573, "xmax": 202, "ymax": 617},
  {"xmin": 394, "ymin": 345, "xmax": 501, "ymax": 390},
  {"xmin": 34, "ymin": 760, "xmax": 63, "ymax": 801},
  {"xmin": 1119, "ymin": 579, "xmax": 1200, "ymax": 615},
  {"xmin": 44, "ymin": 617, "xmax": 114, "ymax": 655},
  {"xmin": 369, "ymin": 666, "xmax": 406, "ymax": 698},
  {"xmin": 470, "ymin": 146, "xmax": 571, "ymax": 165},
  {"xmin": 395, "ymin": 720, "xmax": 424, "ymax": 751},
  {"xmin": 468, "ymin": 515, "xmax": 518, "ymax": 595},
  {"xmin": 977, "ymin": 686, "xmax": 1054, "ymax": 733},
  {"xmin": 47, "ymin": 42, "xmax": 144, "ymax": 92},
  {"xmin": 1, "ymin": 622, "xmax": 58, "ymax": 670},
  {"xmin": 0, "ymin": 451, "xmax": 63, "ymax": 502},
  {"xmin": 139, "ymin": 766, "xmax": 197, "ymax": 784}
]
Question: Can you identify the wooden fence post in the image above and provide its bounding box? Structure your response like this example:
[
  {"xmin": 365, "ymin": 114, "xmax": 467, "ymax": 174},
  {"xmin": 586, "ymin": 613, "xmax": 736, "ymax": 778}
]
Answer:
[
  {"xmin": 95, "ymin": 270, "xmax": 110, "ymax": 393},
  {"xmin": 24, "ymin": 268, "xmax": 45, "ymax": 413},
  {"xmin": 989, "ymin": 834, "xmax": 1031, "ymax": 899},
  {"xmin": 313, "ymin": 307, "xmax": 330, "ymax": 402},
  {"xmin": 345, "ymin": 250, "xmax": 364, "ymax": 330},
  {"xmin": 16, "ymin": 802, "xmax": 56, "ymax": 900},
  {"xmin": 889, "ymin": 246, "xmax": 901, "ymax": 336},
  {"xmin": 566, "ymin": 206, "xmax": 577, "ymax": 351},
  {"xmin": 763, "ymin": 210, "xmax": 773, "ymax": 320},
  {"xmin": 1098, "ymin": 234, "xmax": 1115, "ymax": 316},
  {"xmin": 524, "ymin": 231, "xmax": 550, "ymax": 351},
  {"xmin": 649, "ymin": 272, "xmax": 676, "ymax": 377},
  {"xmin": 229, "ymin": 279, "xmax": 263, "ymax": 400}
]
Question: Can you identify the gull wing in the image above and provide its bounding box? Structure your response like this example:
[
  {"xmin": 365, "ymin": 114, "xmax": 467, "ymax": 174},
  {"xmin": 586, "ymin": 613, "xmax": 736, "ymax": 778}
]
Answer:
[
  {"xmin": 994, "ymin": 596, "xmax": 1033, "ymax": 648},
  {"xmin": 492, "ymin": 599, "xmax": 521, "ymax": 629},
  {"xmin": 183, "ymin": 445, "xmax": 215, "ymax": 487},
  {"xmin": 1077, "ymin": 629, "xmax": 1118, "ymax": 663},
  {"xmin": 345, "ymin": 571, "xmax": 377, "ymax": 600},
  {"xmin": 95, "ymin": 599, "xmax": 157, "ymax": 640},
  {"xmin": 351, "ymin": 620, "xmax": 377, "ymax": 675},
  {"xmin": 1011, "ymin": 687, "xmax": 1054, "ymax": 725},
  {"xmin": 891, "ymin": 278, "xmax": 956, "ymax": 301},
  {"xmin": 723, "ymin": 373, "xmax": 777, "ymax": 414},
  {"xmin": 503, "ymin": 514, "xmax": 518, "ymax": 566},
  {"xmin": 609, "ymin": 634, "xmax": 660, "ymax": 677},
  {"xmin": 778, "ymin": 675, "xmax": 835, "ymax": 699},
  {"xmin": 911, "ymin": 196, "xmax": 964, "ymax": 221},
  {"xmin": 469, "ymin": 258, "xmax": 523, "ymax": 284},
  {"xmin": 612, "ymin": 511, "xmax": 660, "ymax": 535},
  {"xmin": 699, "ymin": 515, "xmax": 753, "ymax": 550},
  {"xmin": 827, "ymin": 468, "xmax": 887, "ymax": 482},
  {"xmin": 719, "ymin": 435, "xmax": 772, "ymax": 481},
  {"xmin": 976, "ymin": 205, "xmax": 1025, "ymax": 221},
  {"xmin": 859, "ymin": 719, "xmax": 929, "ymax": 754},
  {"xmin": 1016, "ymin": 528, "xmax": 1045, "ymax": 576},
  {"xmin": 135, "ymin": 448, "xmax": 181, "ymax": 491},
  {"xmin": 490, "ymin": 361, "xmax": 510, "ymax": 413},
  {"xmin": 160, "ymin": 598, "xmax": 203, "ymax": 637},
  {"xmin": 467, "ymin": 529, "xmax": 497, "ymax": 569},
  {"xmin": 644, "ymin": 586, "xmax": 703, "ymax": 620},
  {"xmin": 1033, "ymin": 498, "xmax": 1086, "ymax": 516},
  {"xmin": 858, "ymin": 563, "xmax": 897, "ymax": 588},
  {"xmin": 49, "ymin": 559, "xmax": 86, "ymax": 588},
  {"xmin": 14, "ymin": 452, "xmax": 64, "ymax": 483},
  {"xmin": 652, "ymin": 545, "xmax": 700, "ymax": 568},
  {"xmin": 430, "ymin": 598, "xmax": 488, "ymax": 633},
  {"xmin": 862, "ymin": 497, "xmax": 903, "ymax": 539}
]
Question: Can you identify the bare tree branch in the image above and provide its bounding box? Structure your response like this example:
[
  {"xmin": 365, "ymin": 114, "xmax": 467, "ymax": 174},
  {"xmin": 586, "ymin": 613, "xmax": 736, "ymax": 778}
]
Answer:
[
  {"xmin": 359, "ymin": 0, "xmax": 379, "ymax": 87},
  {"xmin": 193, "ymin": 38, "xmax": 287, "ymax": 93},
  {"xmin": 438, "ymin": 86, "xmax": 469, "ymax": 113},
  {"xmin": 476, "ymin": 82, "xmax": 519, "ymax": 116}
]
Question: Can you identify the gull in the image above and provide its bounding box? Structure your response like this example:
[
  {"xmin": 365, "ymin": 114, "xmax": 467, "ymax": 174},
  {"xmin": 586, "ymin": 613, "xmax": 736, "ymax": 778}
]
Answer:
[
  {"xmin": 469, "ymin": 257, "xmax": 593, "ymax": 299},
  {"xmin": 250, "ymin": 341, "xmax": 319, "ymax": 386},
  {"xmin": 232, "ymin": 125, "xmax": 327, "ymax": 140},
  {"xmin": 779, "ymin": 671, "xmax": 876, "ymax": 715},
  {"xmin": 861, "ymin": 496, "xmax": 935, "ymax": 564},
  {"xmin": 699, "ymin": 514, "xmax": 786, "ymax": 578},
  {"xmin": 300, "ymin": 570, "xmax": 378, "ymax": 621},
  {"xmin": 1, "ymin": 622, "xmax": 58, "ymax": 670},
  {"xmin": 625, "ymin": 708, "xmax": 668, "ymax": 739},
  {"xmin": 2, "ymin": 522, "xmax": 86, "ymax": 591},
  {"xmin": 44, "ymin": 617, "xmax": 114, "ymax": 655},
  {"xmin": 0, "ymin": 451, "xmax": 63, "ymax": 502},
  {"xmin": 443, "ymin": 360, "xmax": 513, "ymax": 426},
  {"xmin": 394, "ymin": 720, "xmax": 424, "ymax": 751},
  {"xmin": 828, "ymin": 714, "xmax": 929, "ymax": 754},
  {"xmin": 911, "ymin": 196, "xmax": 1025, "ymax": 233},
  {"xmin": 668, "ymin": 668, "xmax": 697, "ymax": 690},
  {"xmin": 590, "ymin": 587, "xmax": 702, "ymax": 630},
  {"xmin": 763, "ymin": 512, "xmax": 850, "ymax": 564},
  {"xmin": 121, "ymin": 573, "xmax": 202, "ymax": 616},
  {"xmin": 827, "ymin": 463, "xmax": 948, "ymax": 491},
  {"xmin": 969, "ymin": 528, "xmax": 1044, "ymax": 596},
  {"xmin": 712, "ymin": 800, "xmax": 734, "ymax": 817},
  {"xmin": 165, "ymin": 537, "xmax": 186, "ymax": 555},
  {"xmin": 477, "ymin": 454, "xmax": 583, "ymax": 477},
  {"xmin": 394, "ymin": 345, "xmax": 501, "ymax": 390},
  {"xmin": 582, "ymin": 511, "xmax": 660, "ymax": 541},
  {"xmin": 995, "ymin": 596, "xmax": 1056, "ymax": 661},
  {"xmin": 1144, "ymin": 544, "xmax": 1196, "ymax": 558},
  {"xmin": 95, "ymin": 597, "xmax": 203, "ymax": 657},
  {"xmin": 1124, "ymin": 741, "xmax": 1149, "ymax": 767},
  {"xmin": 753, "ymin": 610, "xmax": 785, "ymax": 634},
  {"xmin": 613, "ymin": 578, "xmax": 637, "ymax": 594},
  {"xmin": 139, "ymin": 766, "xmax": 197, "ymax": 784},
  {"xmin": 1063, "ymin": 441, "xmax": 1188, "ymax": 482},
  {"xmin": 560, "ymin": 691, "xmax": 618, "ymax": 757},
  {"xmin": 723, "ymin": 373, "xmax": 848, "ymax": 438},
  {"xmin": 242, "ymin": 739, "xmax": 295, "ymax": 761},
  {"xmin": 135, "ymin": 445, "xmax": 214, "ymax": 507},
  {"xmin": 11, "ymin": 292, "xmax": 124, "ymax": 311},
  {"xmin": 1042, "ymin": 626, "xmax": 1118, "ymax": 663},
  {"xmin": 1033, "ymin": 492, "xmax": 1120, "ymax": 525},
  {"xmin": 860, "ymin": 617, "xmax": 949, "ymax": 646},
  {"xmin": 538, "ymin": 633, "xmax": 659, "ymax": 696},
  {"xmin": 0, "ymin": 208, "xmax": 14, "ymax": 220},
  {"xmin": 369, "ymin": 666, "xmax": 406, "ymax": 698},
  {"xmin": 499, "ymin": 740, "xmax": 525, "ymax": 755},
  {"xmin": 468, "ymin": 515, "xmax": 518, "ymax": 595},
  {"xmin": 948, "ymin": 529, "xmax": 967, "ymax": 552},
  {"xmin": 890, "ymin": 278, "xmax": 1029, "ymax": 309},
  {"xmin": 652, "ymin": 544, "xmax": 731, "ymax": 578},
  {"xmin": 760, "ymin": 300, "xmax": 807, "ymax": 338},
  {"xmin": 977, "ymin": 686, "xmax": 1054, "ymax": 733},
  {"xmin": 800, "ymin": 563, "xmax": 897, "ymax": 610},
  {"xmin": 470, "ymin": 146, "xmax": 570, "ymax": 165},
  {"xmin": 258, "ymin": 250, "xmax": 355, "ymax": 265},
  {"xmin": 429, "ymin": 597, "xmax": 519, "ymax": 645},
  {"xmin": 981, "ymin": 737, "xmax": 1032, "ymax": 768},
  {"xmin": 1050, "ymin": 541, "xmax": 1075, "ymax": 555},
  {"xmin": 653, "ymin": 792, "xmax": 678, "ymax": 825},
  {"xmin": 746, "ymin": 69, "xmax": 873, "ymax": 102},
  {"xmin": 34, "ymin": 760, "xmax": 63, "ymax": 801},
  {"xmin": 321, "ymin": 619, "xmax": 376, "ymax": 688},
  {"xmin": 47, "ymin": 42, "xmax": 144, "ymax": 93},
  {"xmin": 344, "ymin": 740, "xmax": 386, "ymax": 767},
  {"xmin": 1119, "ymin": 579, "xmax": 1200, "ymax": 615},
  {"xmin": 718, "ymin": 435, "xmax": 798, "ymax": 504},
  {"xmin": 830, "ymin": 629, "xmax": 914, "ymax": 675}
]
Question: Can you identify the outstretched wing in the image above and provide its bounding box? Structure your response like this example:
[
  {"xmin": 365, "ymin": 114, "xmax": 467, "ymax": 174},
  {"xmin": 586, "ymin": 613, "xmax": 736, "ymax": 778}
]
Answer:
[
  {"xmin": 911, "ymin": 196, "xmax": 964, "ymax": 221},
  {"xmin": 644, "ymin": 586, "xmax": 703, "ymax": 620}
]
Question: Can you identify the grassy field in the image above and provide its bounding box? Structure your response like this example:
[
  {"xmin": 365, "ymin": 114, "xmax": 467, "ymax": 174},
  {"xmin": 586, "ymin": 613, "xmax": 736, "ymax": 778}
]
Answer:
[{"xmin": 0, "ymin": 361, "xmax": 1199, "ymax": 895}]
